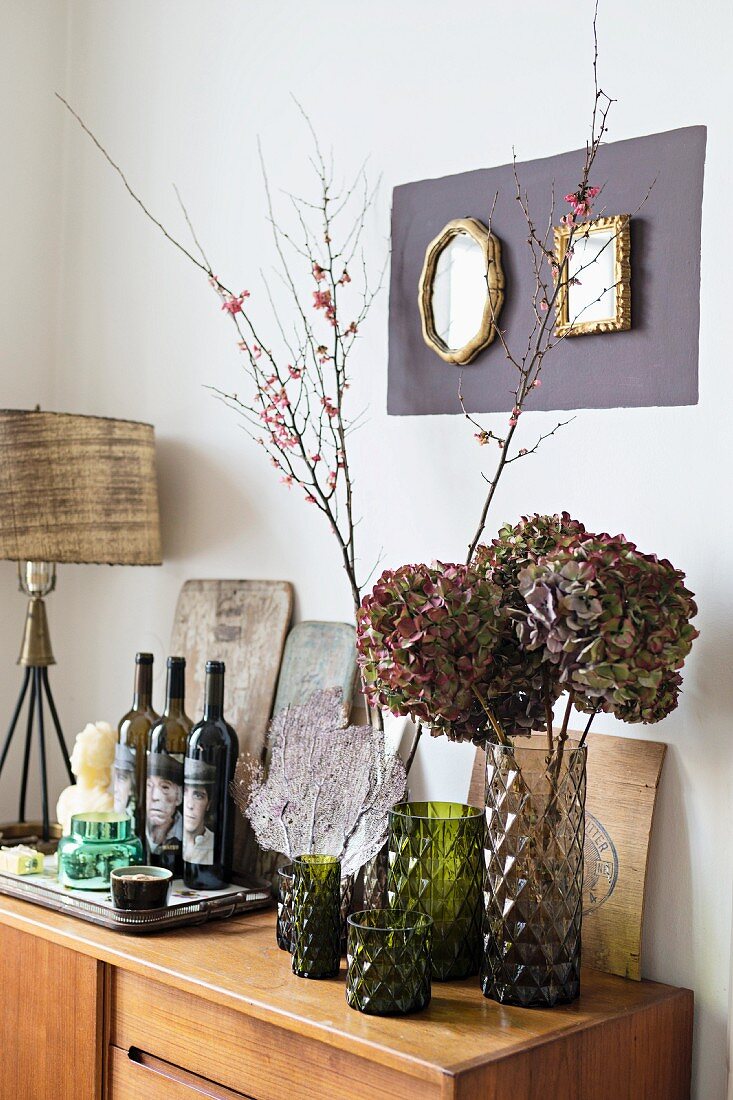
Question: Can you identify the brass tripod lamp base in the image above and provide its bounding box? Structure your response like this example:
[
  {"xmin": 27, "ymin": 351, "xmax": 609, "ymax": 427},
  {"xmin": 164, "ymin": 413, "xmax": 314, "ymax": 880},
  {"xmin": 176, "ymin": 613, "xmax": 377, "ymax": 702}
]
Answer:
[{"xmin": 0, "ymin": 562, "xmax": 73, "ymax": 841}]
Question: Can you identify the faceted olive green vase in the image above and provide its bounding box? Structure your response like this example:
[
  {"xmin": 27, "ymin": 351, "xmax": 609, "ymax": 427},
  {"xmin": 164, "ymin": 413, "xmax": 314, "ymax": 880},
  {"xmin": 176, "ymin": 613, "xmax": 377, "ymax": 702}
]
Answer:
[
  {"xmin": 291, "ymin": 855, "xmax": 341, "ymax": 979},
  {"xmin": 346, "ymin": 909, "xmax": 432, "ymax": 1015},
  {"xmin": 387, "ymin": 801, "xmax": 483, "ymax": 980},
  {"xmin": 278, "ymin": 862, "xmax": 354, "ymax": 956}
]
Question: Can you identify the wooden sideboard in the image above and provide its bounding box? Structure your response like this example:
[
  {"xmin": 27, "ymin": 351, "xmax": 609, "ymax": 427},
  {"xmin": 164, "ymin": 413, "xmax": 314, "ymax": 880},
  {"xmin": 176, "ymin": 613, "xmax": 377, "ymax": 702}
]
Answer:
[{"xmin": 0, "ymin": 894, "xmax": 693, "ymax": 1100}]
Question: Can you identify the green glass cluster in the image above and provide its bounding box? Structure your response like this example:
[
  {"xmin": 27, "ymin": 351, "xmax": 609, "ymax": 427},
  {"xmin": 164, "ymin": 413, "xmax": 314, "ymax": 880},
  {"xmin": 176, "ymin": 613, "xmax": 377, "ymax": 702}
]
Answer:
[
  {"xmin": 291, "ymin": 855, "xmax": 341, "ymax": 979},
  {"xmin": 387, "ymin": 801, "xmax": 483, "ymax": 980},
  {"xmin": 346, "ymin": 909, "xmax": 432, "ymax": 1015}
]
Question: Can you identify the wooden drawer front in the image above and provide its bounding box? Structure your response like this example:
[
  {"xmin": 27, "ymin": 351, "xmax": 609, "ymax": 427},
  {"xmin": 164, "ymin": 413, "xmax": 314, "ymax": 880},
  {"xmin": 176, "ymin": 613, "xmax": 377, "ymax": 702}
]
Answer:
[
  {"xmin": 0, "ymin": 925, "xmax": 104, "ymax": 1100},
  {"xmin": 111, "ymin": 971, "xmax": 442, "ymax": 1100},
  {"xmin": 108, "ymin": 1045, "xmax": 251, "ymax": 1098}
]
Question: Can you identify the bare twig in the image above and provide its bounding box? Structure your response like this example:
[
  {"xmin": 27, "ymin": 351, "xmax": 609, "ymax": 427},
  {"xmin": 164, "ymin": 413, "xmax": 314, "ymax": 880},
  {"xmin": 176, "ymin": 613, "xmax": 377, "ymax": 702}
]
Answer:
[{"xmin": 462, "ymin": 0, "xmax": 651, "ymax": 574}]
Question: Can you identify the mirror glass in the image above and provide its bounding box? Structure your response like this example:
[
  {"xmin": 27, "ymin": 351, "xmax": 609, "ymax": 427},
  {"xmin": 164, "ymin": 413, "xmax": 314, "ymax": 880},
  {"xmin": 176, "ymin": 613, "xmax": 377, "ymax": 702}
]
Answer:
[
  {"xmin": 431, "ymin": 232, "xmax": 487, "ymax": 350},
  {"xmin": 566, "ymin": 228, "xmax": 616, "ymax": 324}
]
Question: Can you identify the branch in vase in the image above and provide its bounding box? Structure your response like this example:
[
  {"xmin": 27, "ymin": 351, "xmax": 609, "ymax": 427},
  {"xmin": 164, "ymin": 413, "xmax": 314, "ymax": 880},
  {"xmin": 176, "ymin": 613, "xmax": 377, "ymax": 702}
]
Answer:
[
  {"xmin": 57, "ymin": 93, "xmax": 387, "ymax": 627},
  {"xmin": 460, "ymin": 3, "xmax": 657, "ymax": 560}
]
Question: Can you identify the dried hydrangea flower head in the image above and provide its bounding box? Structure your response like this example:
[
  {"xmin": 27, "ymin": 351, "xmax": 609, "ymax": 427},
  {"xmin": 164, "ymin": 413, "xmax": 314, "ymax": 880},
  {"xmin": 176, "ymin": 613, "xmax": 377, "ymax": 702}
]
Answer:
[
  {"xmin": 356, "ymin": 561, "xmax": 504, "ymax": 743},
  {"xmin": 476, "ymin": 512, "xmax": 589, "ymax": 588},
  {"xmin": 516, "ymin": 534, "xmax": 699, "ymax": 723},
  {"xmin": 476, "ymin": 513, "xmax": 589, "ymax": 735}
]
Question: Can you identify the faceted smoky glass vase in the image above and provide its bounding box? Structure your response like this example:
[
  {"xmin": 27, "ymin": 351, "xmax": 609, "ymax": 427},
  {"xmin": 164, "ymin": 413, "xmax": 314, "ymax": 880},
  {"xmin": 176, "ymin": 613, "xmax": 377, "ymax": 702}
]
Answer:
[
  {"xmin": 360, "ymin": 842, "xmax": 388, "ymax": 911},
  {"xmin": 482, "ymin": 736, "xmax": 587, "ymax": 1008},
  {"xmin": 276, "ymin": 863, "xmax": 295, "ymax": 952},
  {"xmin": 338, "ymin": 873, "xmax": 355, "ymax": 954},
  {"xmin": 346, "ymin": 909, "xmax": 432, "ymax": 1015},
  {"xmin": 387, "ymin": 801, "xmax": 483, "ymax": 980},
  {"xmin": 291, "ymin": 855, "xmax": 341, "ymax": 979}
]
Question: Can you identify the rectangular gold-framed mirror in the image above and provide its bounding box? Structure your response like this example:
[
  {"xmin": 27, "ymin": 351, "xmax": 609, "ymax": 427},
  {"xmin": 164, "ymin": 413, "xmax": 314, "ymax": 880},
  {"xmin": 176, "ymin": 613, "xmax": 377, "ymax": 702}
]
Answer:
[{"xmin": 553, "ymin": 213, "xmax": 631, "ymax": 337}]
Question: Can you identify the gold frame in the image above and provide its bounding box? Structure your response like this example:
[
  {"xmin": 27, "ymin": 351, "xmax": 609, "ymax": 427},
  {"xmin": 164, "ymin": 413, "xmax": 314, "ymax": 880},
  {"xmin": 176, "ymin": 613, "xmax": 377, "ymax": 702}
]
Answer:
[
  {"xmin": 418, "ymin": 217, "xmax": 505, "ymax": 365},
  {"xmin": 553, "ymin": 214, "xmax": 631, "ymax": 337}
]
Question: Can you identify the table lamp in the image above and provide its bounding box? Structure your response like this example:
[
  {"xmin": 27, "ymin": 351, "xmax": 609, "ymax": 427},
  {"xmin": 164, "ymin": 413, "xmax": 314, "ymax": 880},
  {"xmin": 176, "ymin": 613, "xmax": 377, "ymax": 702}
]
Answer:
[{"xmin": 0, "ymin": 409, "xmax": 162, "ymax": 839}]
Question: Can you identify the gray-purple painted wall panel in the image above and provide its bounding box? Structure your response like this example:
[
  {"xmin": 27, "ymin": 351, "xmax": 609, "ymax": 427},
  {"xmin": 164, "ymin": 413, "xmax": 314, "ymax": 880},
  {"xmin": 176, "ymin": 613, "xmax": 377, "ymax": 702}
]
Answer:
[{"xmin": 387, "ymin": 126, "xmax": 706, "ymax": 416}]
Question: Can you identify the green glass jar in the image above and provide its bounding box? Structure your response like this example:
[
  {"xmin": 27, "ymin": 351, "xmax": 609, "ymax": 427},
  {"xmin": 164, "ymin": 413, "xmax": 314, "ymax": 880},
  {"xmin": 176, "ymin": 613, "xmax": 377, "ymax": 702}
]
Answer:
[
  {"xmin": 387, "ymin": 801, "xmax": 483, "ymax": 980},
  {"xmin": 58, "ymin": 812, "xmax": 143, "ymax": 890},
  {"xmin": 291, "ymin": 854, "xmax": 341, "ymax": 979},
  {"xmin": 346, "ymin": 909, "xmax": 432, "ymax": 1015}
]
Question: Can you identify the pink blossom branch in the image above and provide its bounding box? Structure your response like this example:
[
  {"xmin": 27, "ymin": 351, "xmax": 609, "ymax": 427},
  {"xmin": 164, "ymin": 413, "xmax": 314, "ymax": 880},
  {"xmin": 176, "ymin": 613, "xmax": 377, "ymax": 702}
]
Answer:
[{"xmin": 57, "ymin": 92, "xmax": 385, "ymax": 629}]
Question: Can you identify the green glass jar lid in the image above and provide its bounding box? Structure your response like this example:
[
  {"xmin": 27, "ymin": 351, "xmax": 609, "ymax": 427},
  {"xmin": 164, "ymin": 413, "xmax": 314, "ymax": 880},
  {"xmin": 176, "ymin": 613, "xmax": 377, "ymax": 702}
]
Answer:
[{"xmin": 69, "ymin": 812, "xmax": 133, "ymax": 842}]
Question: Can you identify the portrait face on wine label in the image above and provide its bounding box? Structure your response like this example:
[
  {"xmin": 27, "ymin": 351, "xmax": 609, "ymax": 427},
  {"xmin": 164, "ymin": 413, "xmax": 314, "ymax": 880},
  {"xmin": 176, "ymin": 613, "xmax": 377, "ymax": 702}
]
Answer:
[
  {"xmin": 183, "ymin": 757, "xmax": 218, "ymax": 866},
  {"xmin": 146, "ymin": 752, "xmax": 184, "ymax": 857},
  {"xmin": 113, "ymin": 743, "xmax": 136, "ymax": 816}
]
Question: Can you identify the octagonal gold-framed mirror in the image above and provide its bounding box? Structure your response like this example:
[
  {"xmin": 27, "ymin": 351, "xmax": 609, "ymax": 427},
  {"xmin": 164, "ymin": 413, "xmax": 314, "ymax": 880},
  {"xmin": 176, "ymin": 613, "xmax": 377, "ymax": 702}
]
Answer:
[{"xmin": 418, "ymin": 217, "xmax": 505, "ymax": 366}]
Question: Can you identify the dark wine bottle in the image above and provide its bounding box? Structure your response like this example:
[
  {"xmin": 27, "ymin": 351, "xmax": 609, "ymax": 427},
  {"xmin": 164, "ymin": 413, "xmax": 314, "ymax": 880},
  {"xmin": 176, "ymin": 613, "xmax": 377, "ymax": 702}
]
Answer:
[
  {"xmin": 183, "ymin": 661, "xmax": 239, "ymax": 889},
  {"xmin": 146, "ymin": 656, "xmax": 192, "ymax": 875},
  {"xmin": 117, "ymin": 653, "xmax": 159, "ymax": 839}
]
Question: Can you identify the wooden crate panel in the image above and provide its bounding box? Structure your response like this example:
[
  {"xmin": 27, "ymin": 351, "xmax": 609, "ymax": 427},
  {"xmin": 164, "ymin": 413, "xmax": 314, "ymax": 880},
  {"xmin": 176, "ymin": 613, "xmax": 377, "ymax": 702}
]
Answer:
[{"xmin": 170, "ymin": 579, "xmax": 293, "ymax": 875}]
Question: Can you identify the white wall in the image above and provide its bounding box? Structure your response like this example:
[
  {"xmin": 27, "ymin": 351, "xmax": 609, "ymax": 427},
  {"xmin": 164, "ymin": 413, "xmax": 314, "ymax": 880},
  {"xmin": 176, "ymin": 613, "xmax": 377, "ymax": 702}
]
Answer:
[
  {"xmin": 0, "ymin": 0, "xmax": 68, "ymax": 817},
  {"xmin": 1, "ymin": 2, "xmax": 731, "ymax": 1095}
]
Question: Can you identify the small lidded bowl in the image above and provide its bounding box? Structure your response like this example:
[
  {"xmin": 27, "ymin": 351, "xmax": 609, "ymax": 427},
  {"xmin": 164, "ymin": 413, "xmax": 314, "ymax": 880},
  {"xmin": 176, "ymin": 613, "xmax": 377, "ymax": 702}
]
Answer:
[
  {"xmin": 58, "ymin": 812, "xmax": 143, "ymax": 890},
  {"xmin": 110, "ymin": 865, "xmax": 172, "ymax": 910}
]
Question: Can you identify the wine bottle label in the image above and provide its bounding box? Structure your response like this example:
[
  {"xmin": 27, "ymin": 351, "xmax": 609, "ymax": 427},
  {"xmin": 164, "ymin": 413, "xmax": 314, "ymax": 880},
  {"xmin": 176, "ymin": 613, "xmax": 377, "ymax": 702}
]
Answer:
[
  {"xmin": 113, "ymin": 742, "xmax": 137, "ymax": 818},
  {"xmin": 183, "ymin": 757, "xmax": 218, "ymax": 866},
  {"xmin": 146, "ymin": 752, "xmax": 184, "ymax": 858}
]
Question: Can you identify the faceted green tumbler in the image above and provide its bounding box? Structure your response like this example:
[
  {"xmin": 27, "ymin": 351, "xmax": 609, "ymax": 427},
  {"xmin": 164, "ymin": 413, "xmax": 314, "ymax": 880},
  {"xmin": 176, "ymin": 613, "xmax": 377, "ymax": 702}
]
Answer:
[
  {"xmin": 387, "ymin": 801, "xmax": 483, "ymax": 980},
  {"xmin": 346, "ymin": 909, "xmax": 432, "ymax": 1015},
  {"xmin": 292, "ymin": 855, "xmax": 341, "ymax": 979}
]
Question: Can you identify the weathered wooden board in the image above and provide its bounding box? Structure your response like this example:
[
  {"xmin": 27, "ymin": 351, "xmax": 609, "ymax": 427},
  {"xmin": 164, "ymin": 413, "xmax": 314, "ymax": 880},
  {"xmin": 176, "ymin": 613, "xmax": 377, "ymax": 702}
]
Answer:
[
  {"xmin": 468, "ymin": 731, "xmax": 666, "ymax": 982},
  {"xmin": 273, "ymin": 621, "xmax": 357, "ymax": 721},
  {"xmin": 170, "ymin": 579, "xmax": 293, "ymax": 878}
]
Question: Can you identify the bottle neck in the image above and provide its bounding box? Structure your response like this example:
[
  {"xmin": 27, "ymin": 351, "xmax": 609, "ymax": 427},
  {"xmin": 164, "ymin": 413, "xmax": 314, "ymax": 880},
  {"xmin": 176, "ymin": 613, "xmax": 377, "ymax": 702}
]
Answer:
[
  {"xmin": 164, "ymin": 663, "xmax": 186, "ymax": 717},
  {"xmin": 133, "ymin": 662, "xmax": 153, "ymax": 711},
  {"xmin": 203, "ymin": 670, "xmax": 225, "ymax": 720}
]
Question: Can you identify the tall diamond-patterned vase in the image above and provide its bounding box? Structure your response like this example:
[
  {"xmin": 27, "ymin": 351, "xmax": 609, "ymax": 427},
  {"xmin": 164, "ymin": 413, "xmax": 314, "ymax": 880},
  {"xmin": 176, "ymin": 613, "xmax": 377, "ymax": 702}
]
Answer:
[
  {"xmin": 292, "ymin": 855, "xmax": 341, "ymax": 979},
  {"xmin": 387, "ymin": 801, "xmax": 483, "ymax": 980},
  {"xmin": 482, "ymin": 737, "xmax": 586, "ymax": 1007}
]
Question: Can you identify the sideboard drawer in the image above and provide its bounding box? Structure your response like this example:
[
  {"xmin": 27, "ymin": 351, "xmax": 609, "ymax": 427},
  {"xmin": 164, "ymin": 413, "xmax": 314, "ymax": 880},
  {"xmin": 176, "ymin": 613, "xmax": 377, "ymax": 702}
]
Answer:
[
  {"xmin": 111, "ymin": 970, "xmax": 441, "ymax": 1100},
  {"xmin": 108, "ymin": 1046, "xmax": 251, "ymax": 1098}
]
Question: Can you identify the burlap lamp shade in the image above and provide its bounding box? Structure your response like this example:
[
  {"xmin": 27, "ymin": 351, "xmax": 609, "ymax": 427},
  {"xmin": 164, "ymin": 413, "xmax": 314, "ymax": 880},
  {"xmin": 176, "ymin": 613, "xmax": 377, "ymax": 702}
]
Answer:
[
  {"xmin": 0, "ymin": 408, "xmax": 162, "ymax": 841},
  {"xmin": 0, "ymin": 409, "xmax": 162, "ymax": 565}
]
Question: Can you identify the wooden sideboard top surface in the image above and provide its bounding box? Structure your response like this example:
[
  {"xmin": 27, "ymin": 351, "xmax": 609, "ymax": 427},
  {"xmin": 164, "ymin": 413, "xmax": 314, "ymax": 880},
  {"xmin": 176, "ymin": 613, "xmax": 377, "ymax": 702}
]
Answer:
[{"xmin": 0, "ymin": 894, "xmax": 690, "ymax": 1083}]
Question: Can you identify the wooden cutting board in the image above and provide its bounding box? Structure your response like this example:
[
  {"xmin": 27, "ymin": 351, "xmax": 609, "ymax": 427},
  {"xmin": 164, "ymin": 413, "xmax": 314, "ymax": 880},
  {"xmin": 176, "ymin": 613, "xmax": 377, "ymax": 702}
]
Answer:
[
  {"xmin": 170, "ymin": 579, "xmax": 293, "ymax": 878},
  {"xmin": 468, "ymin": 731, "xmax": 666, "ymax": 981},
  {"xmin": 272, "ymin": 621, "xmax": 357, "ymax": 721}
]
